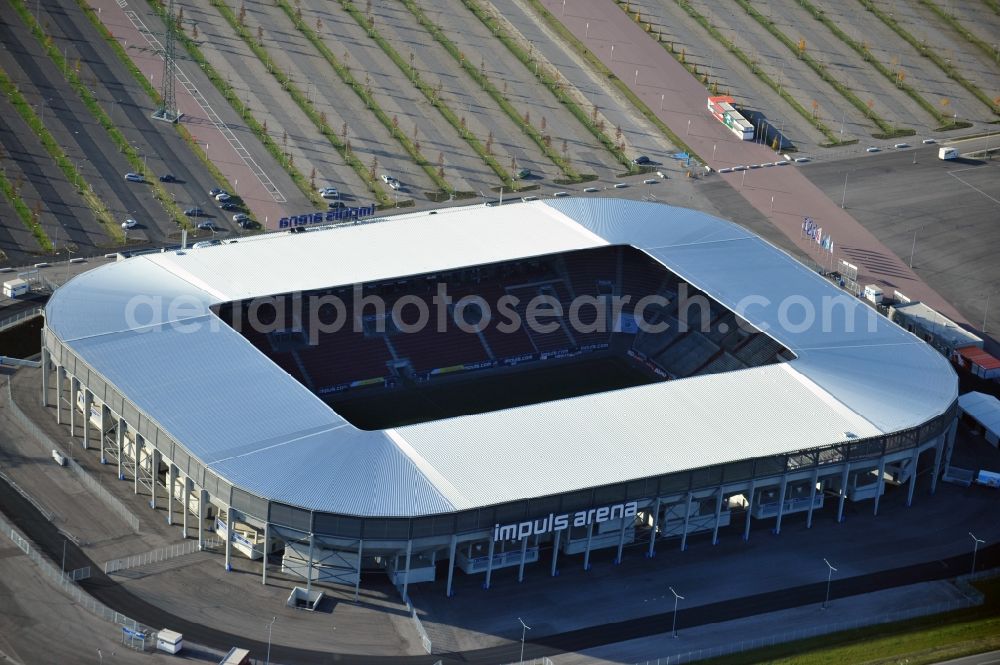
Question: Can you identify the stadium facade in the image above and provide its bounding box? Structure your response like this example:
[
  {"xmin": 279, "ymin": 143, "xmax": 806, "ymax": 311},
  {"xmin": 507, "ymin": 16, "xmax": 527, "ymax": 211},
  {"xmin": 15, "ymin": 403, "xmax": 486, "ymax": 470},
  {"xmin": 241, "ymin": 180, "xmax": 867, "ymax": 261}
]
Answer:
[{"xmin": 41, "ymin": 199, "xmax": 958, "ymax": 598}]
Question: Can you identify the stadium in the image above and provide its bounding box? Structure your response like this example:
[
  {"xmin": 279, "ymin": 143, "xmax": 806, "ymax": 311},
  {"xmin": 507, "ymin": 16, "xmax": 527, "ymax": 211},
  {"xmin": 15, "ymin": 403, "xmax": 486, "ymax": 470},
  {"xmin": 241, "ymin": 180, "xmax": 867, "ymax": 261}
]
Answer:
[{"xmin": 40, "ymin": 198, "xmax": 958, "ymax": 601}]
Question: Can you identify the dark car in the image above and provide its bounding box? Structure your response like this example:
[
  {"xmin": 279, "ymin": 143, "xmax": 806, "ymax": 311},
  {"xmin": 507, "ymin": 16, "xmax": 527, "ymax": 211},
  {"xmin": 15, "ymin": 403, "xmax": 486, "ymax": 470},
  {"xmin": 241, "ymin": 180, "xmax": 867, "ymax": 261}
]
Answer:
[
  {"xmin": 184, "ymin": 207, "xmax": 204, "ymax": 217},
  {"xmin": 159, "ymin": 174, "xmax": 176, "ymax": 183},
  {"xmin": 328, "ymin": 200, "xmax": 347, "ymax": 209},
  {"xmin": 197, "ymin": 220, "xmax": 217, "ymax": 231},
  {"xmin": 209, "ymin": 187, "xmax": 224, "ymax": 196},
  {"xmin": 632, "ymin": 155, "xmax": 651, "ymax": 165},
  {"xmin": 220, "ymin": 201, "xmax": 239, "ymax": 211}
]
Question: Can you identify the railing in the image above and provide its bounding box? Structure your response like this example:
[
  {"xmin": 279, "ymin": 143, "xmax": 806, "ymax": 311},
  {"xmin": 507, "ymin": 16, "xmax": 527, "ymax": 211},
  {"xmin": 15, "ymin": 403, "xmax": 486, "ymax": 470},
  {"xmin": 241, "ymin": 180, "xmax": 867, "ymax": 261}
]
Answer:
[
  {"xmin": 632, "ymin": 572, "xmax": 1000, "ymax": 665},
  {"xmin": 0, "ymin": 511, "xmax": 144, "ymax": 633},
  {"xmin": 104, "ymin": 536, "xmax": 221, "ymax": 574},
  {"xmin": 5, "ymin": 379, "xmax": 140, "ymax": 532},
  {"xmin": 394, "ymin": 581, "xmax": 433, "ymax": 654},
  {"xmin": 0, "ymin": 305, "xmax": 42, "ymax": 332}
]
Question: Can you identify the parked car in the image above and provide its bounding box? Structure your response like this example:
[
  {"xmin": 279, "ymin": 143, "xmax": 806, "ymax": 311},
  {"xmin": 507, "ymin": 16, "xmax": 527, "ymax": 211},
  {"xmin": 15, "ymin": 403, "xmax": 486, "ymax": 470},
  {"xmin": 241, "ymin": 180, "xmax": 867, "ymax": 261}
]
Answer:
[
  {"xmin": 121, "ymin": 217, "xmax": 138, "ymax": 229},
  {"xmin": 632, "ymin": 155, "xmax": 651, "ymax": 165},
  {"xmin": 215, "ymin": 192, "xmax": 232, "ymax": 202},
  {"xmin": 124, "ymin": 172, "xmax": 144, "ymax": 183},
  {"xmin": 388, "ymin": 179, "xmax": 401, "ymax": 190},
  {"xmin": 328, "ymin": 200, "xmax": 347, "ymax": 209},
  {"xmin": 517, "ymin": 168, "xmax": 532, "ymax": 179},
  {"xmin": 209, "ymin": 187, "xmax": 224, "ymax": 196},
  {"xmin": 233, "ymin": 213, "xmax": 250, "ymax": 223},
  {"xmin": 184, "ymin": 207, "xmax": 204, "ymax": 217},
  {"xmin": 380, "ymin": 174, "xmax": 394, "ymax": 184},
  {"xmin": 866, "ymin": 146, "xmax": 881, "ymax": 153},
  {"xmin": 220, "ymin": 201, "xmax": 239, "ymax": 211},
  {"xmin": 197, "ymin": 220, "xmax": 217, "ymax": 230},
  {"xmin": 159, "ymin": 173, "xmax": 176, "ymax": 183},
  {"xmin": 319, "ymin": 187, "xmax": 339, "ymax": 199}
]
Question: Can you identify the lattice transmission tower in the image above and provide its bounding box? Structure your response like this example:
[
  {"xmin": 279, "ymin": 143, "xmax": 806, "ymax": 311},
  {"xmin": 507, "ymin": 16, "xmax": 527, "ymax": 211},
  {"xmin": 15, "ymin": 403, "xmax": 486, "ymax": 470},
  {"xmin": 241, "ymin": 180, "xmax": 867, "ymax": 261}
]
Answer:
[{"xmin": 152, "ymin": 0, "xmax": 181, "ymax": 122}]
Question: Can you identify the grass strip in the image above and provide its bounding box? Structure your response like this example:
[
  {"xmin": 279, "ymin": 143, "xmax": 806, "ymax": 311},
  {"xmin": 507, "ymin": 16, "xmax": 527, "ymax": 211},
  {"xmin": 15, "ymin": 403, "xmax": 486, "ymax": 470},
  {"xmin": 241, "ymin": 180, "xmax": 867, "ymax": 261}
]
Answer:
[
  {"xmin": 857, "ymin": 0, "xmax": 999, "ymax": 117},
  {"xmin": 336, "ymin": 0, "xmax": 506, "ymax": 189},
  {"xmin": 461, "ymin": 0, "xmax": 628, "ymax": 171},
  {"xmin": 0, "ymin": 154, "xmax": 51, "ymax": 251},
  {"xmin": 145, "ymin": 0, "xmax": 327, "ymax": 209},
  {"xmin": 525, "ymin": 0, "xmax": 696, "ymax": 163},
  {"xmin": 669, "ymin": 0, "xmax": 845, "ymax": 147},
  {"xmin": 733, "ymin": 0, "xmax": 913, "ymax": 139},
  {"xmin": 401, "ymin": 0, "xmax": 583, "ymax": 181},
  {"xmin": 216, "ymin": 0, "xmax": 399, "ymax": 204},
  {"xmin": 77, "ymin": 0, "xmax": 236, "ymax": 202},
  {"xmin": 695, "ymin": 577, "xmax": 1000, "ymax": 665},
  {"xmin": 11, "ymin": 0, "xmax": 181, "ymax": 235},
  {"xmin": 917, "ymin": 0, "xmax": 1000, "ymax": 70},
  {"xmin": 985, "ymin": 0, "xmax": 1000, "ymax": 14},
  {"xmin": 0, "ymin": 66, "xmax": 100, "ymax": 248},
  {"xmin": 795, "ymin": 0, "xmax": 966, "ymax": 132}
]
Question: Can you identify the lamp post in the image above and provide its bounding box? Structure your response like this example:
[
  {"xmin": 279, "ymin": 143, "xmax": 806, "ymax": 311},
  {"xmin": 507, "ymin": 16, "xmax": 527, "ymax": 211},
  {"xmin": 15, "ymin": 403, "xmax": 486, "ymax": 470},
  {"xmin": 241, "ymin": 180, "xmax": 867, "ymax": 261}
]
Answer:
[
  {"xmin": 822, "ymin": 558, "xmax": 837, "ymax": 609},
  {"xmin": 669, "ymin": 586, "xmax": 683, "ymax": 638},
  {"xmin": 970, "ymin": 532, "xmax": 985, "ymax": 576},
  {"xmin": 518, "ymin": 617, "xmax": 531, "ymax": 664},
  {"xmin": 265, "ymin": 616, "xmax": 276, "ymax": 665}
]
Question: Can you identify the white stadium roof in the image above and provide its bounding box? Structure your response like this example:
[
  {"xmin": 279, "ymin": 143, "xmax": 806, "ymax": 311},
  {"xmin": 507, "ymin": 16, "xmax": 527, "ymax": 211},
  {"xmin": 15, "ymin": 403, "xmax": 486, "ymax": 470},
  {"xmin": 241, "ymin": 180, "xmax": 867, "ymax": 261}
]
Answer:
[{"xmin": 45, "ymin": 199, "xmax": 957, "ymax": 517}]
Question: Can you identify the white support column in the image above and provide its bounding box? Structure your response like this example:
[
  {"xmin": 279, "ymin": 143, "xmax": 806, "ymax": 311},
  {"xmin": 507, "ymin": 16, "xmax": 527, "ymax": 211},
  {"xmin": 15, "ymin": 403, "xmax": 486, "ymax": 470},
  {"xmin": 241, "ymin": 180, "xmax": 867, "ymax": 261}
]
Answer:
[
  {"xmin": 773, "ymin": 475, "xmax": 789, "ymax": 535},
  {"xmin": 550, "ymin": 529, "xmax": 561, "ymax": 577},
  {"xmin": 806, "ymin": 467, "xmax": 820, "ymax": 528},
  {"xmin": 69, "ymin": 376, "xmax": 78, "ymax": 438},
  {"xmin": 99, "ymin": 404, "xmax": 109, "ymax": 464},
  {"xmin": 930, "ymin": 434, "xmax": 944, "ymax": 495},
  {"xmin": 517, "ymin": 537, "xmax": 528, "ymax": 582},
  {"xmin": 224, "ymin": 509, "xmax": 234, "ymax": 572},
  {"xmin": 906, "ymin": 446, "xmax": 920, "ymax": 507},
  {"xmin": 261, "ymin": 522, "xmax": 270, "ymax": 585},
  {"xmin": 198, "ymin": 489, "xmax": 207, "ymax": 550},
  {"xmin": 483, "ymin": 537, "xmax": 495, "ymax": 589},
  {"xmin": 873, "ymin": 456, "xmax": 887, "ymax": 516},
  {"xmin": 837, "ymin": 463, "xmax": 851, "ymax": 523},
  {"xmin": 615, "ymin": 519, "xmax": 626, "ymax": 564},
  {"xmin": 680, "ymin": 493, "xmax": 694, "ymax": 551},
  {"xmin": 446, "ymin": 535, "xmax": 458, "ymax": 596},
  {"xmin": 56, "ymin": 366, "xmax": 63, "ymax": 424},
  {"xmin": 183, "ymin": 477, "xmax": 192, "ymax": 538},
  {"xmin": 133, "ymin": 434, "xmax": 142, "ymax": 495},
  {"xmin": 150, "ymin": 449, "xmax": 160, "ymax": 510},
  {"xmin": 647, "ymin": 499, "xmax": 660, "ymax": 557},
  {"xmin": 166, "ymin": 464, "xmax": 174, "ymax": 526},
  {"xmin": 40, "ymin": 347, "xmax": 49, "ymax": 406},
  {"xmin": 743, "ymin": 482, "xmax": 756, "ymax": 542},
  {"xmin": 82, "ymin": 390, "xmax": 91, "ymax": 450},
  {"xmin": 401, "ymin": 539, "xmax": 413, "ymax": 602},
  {"xmin": 583, "ymin": 522, "xmax": 594, "ymax": 570},
  {"xmin": 116, "ymin": 419, "xmax": 125, "ymax": 480},
  {"xmin": 354, "ymin": 539, "xmax": 363, "ymax": 602},
  {"xmin": 711, "ymin": 488, "xmax": 725, "ymax": 545},
  {"xmin": 305, "ymin": 533, "xmax": 314, "ymax": 593}
]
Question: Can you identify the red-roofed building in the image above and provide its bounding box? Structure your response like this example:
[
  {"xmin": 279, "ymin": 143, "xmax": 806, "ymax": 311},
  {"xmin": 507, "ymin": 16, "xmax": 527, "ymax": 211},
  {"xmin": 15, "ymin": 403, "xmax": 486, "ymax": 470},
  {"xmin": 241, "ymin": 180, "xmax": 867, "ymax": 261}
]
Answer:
[{"xmin": 954, "ymin": 346, "xmax": 1000, "ymax": 380}]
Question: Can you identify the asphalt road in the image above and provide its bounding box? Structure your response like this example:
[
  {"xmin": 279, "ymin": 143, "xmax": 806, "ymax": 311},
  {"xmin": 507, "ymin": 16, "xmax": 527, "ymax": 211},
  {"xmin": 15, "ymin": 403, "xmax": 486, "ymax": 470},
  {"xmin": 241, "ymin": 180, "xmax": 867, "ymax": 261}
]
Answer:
[
  {"xmin": 419, "ymin": 0, "xmax": 621, "ymax": 178},
  {"xmin": 2, "ymin": 475, "xmax": 998, "ymax": 665},
  {"xmin": 0, "ymin": 5, "xmax": 165, "ymax": 244},
  {"xmin": 41, "ymin": 0, "xmax": 235, "ymax": 238},
  {"xmin": 491, "ymin": 0, "xmax": 678, "ymax": 166}
]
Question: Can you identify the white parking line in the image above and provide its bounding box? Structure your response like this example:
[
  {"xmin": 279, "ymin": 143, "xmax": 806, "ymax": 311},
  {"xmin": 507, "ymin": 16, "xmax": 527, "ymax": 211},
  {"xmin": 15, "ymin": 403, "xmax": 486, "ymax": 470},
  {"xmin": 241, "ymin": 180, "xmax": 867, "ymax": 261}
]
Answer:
[
  {"xmin": 947, "ymin": 166, "xmax": 1000, "ymax": 205},
  {"xmin": 119, "ymin": 5, "xmax": 286, "ymax": 203}
]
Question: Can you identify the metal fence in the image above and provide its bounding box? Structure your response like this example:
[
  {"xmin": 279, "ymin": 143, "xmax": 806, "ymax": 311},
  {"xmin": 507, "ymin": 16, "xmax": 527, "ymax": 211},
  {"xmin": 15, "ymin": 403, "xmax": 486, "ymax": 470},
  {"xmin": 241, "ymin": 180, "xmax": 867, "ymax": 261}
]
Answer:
[
  {"xmin": 632, "ymin": 574, "xmax": 998, "ymax": 665},
  {"xmin": 0, "ymin": 511, "xmax": 144, "ymax": 633},
  {"xmin": 5, "ymin": 379, "xmax": 140, "ymax": 532},
  {"xmin": 104, "ymin": 537, "xmax": 221, "ymax": 574}
]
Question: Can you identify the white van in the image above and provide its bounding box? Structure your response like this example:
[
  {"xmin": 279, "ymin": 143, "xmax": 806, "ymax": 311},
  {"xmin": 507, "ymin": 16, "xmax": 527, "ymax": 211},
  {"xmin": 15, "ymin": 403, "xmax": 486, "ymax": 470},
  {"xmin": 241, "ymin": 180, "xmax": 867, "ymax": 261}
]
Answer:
[{"xmin": 938, "ymin": 147, "xmax": 958, "ymax": 160}]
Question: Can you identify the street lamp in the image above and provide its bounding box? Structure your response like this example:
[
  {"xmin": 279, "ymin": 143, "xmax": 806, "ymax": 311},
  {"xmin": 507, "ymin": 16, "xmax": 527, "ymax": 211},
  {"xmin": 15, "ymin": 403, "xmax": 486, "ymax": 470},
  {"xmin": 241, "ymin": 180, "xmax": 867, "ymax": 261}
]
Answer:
[
  {"xmin": 518, "ymin": 617, "xmax": 531, "ymax": 664},
  {"xmin": 970, "ymin": 532, "xmax": 985, "ymax": 576},
  {"xmin": 822, "ymin": 558, "xmax": 837, "ymax": 610},
  {"xmin": 265, "ymin": 616, "xmax": 276, "ymax": 665},
  {"xmin": 669, "ymin": 586, "xmax": 683, "ymax": 638}
]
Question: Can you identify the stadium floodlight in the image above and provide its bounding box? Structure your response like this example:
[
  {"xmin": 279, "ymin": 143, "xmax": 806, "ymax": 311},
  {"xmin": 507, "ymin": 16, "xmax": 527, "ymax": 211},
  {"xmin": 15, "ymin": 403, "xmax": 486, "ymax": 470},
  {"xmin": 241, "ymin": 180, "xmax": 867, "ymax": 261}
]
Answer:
[
  {"xmin": 518, "ymin": 617, "xmax": 531, "ymax": 663},
  {"xmin": 822, "ymin": 558, "xmax": 837, "ymax": 610},
  {"xmin": 669, "ymin": 586, "xmax": 684, "ymax": 638},
  {"xmin": 970, "ymin": 532, "xmax": 985, "ymax": 576}
]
